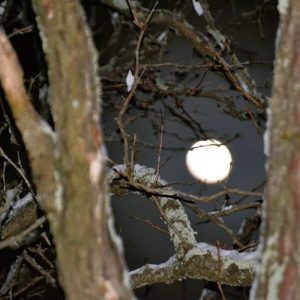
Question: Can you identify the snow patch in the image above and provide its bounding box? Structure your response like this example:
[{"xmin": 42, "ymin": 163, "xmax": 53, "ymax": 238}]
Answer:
[
  {"xmin": 0, "ymin": 2, "xmax": 5, "ymax": 16},
  {"xmin": 2, "ymin": 193, "xmax": 34, "ymax": 223},
  {"xmin": 111, "ymin": 12, "xmax": 120, "ymax": 27},
  {"xmin": 129, "ymin": 255, "xmax": 176, "ymax": 276},
  {"xmin": 12, "ymin": 193, "xmax": 32, "ymax": 210},
  {"xmin": 192, "ymin": 0, "xmax": 203, "ymax": 16},
  {"xmin": 221, "ymin": 204, "xmax": 233, "ymax": 211},
  {"xmin": 126, "ymin": 69, "xmax": 134, "ymax": 92},
  {"xmin": 278, "ymin": 0, "xmax": 289, "ymax": 15},
  {"xmin": 241, "ymin": 80, "xmax": 250, "ymax": 94},
  {"xmin": 40, "ymin": 119, "xmax": 56, "ymax": 140},
  {"xmin": 5, "ymin": 188, "xmax": 19, "ymax": 202},
  {"xmin": 112, "ymin": 0, "xmax": 128, "ymax": 11},
  {"xmin": 157, "ymin": 30, "xmax": 167, "ymax": 43},
  {"xmin": 185, "ymin": 242, "xmax": 258, "ymax": 269}
]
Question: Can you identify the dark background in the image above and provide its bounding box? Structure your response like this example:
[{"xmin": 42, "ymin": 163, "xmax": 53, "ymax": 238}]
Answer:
[{"xmin": 0, "ymin": 1, "xmax": 278, "ymax": 299}]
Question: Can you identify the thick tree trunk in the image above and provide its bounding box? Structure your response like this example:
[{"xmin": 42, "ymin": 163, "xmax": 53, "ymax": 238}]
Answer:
[
  {"xmin": 31, "ymin": 1, "xmax": 133, "ymax": 299},
  {"xmin": 251, "ymin": 1, "xmax": 300, "ymax": 299},
  {"xmin": 0, "ymin": 0, "xmax": 133, "ymax": 299}
]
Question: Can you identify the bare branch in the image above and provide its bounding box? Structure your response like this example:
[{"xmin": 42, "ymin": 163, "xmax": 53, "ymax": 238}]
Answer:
[
  {"xmin": 0, "ymin": 217, "xmax": 46, "ymax": 250},
  {"xmin": 130, "ymin": 243, "xmax": 256, "ymax": 288},
  {"xmin": 101, "ymin": 1, "xmax": 267, "ymax": 110}
]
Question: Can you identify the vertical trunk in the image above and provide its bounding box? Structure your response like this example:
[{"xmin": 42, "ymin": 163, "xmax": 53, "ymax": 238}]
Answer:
[
  {"xmin": 29, "ymin": 1, "xmax": 133, "ymax": 299},
  {"xmin": 252, "ymin": 1, "xmax": 300, "ymax": 299}
]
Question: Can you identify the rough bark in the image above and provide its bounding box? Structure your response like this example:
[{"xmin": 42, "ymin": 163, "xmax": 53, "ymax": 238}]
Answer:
[
  {"xmin": 0, "ymin": 0, "xmax": 133, "ymax": 299},
  {"xmin": 31, "ymin": 1, "xmax": 133, "ymax": 299},
  {"xmin": 111, "ymin": 165, "xmax": 256, "ymax": 289},
  {"xmin": 251, "ymin": 0, "xmax": 300, "ymax": 299}
]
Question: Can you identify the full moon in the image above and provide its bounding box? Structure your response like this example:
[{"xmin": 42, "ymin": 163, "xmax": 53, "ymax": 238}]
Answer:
[{"xmin": 186, "ymin": 139, "xmax": 232, "ymax": 184}]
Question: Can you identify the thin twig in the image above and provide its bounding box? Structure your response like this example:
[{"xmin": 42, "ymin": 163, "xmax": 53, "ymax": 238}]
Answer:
[
  {"xmin": 116, "ymin": 2, "xmax": 158, "ymax": 173},
  {"xmin": 155, "ymin": 122, "xmax": 164, "ymax": 185},
  {"xmin": 0, "ymin": 147, "xmax": 33, "ymax": 193},
  {"xmin": 130, "ymin": 216, "xmax": 169, "ymax": 235},
  {"xmin": 130, "ymin": 133, "xmax": 137, "ymax": 178},
  {"xmin": 8, "ymin": 25, "xmax": 33, "ymax": 39},
  {"xmin": 23, "ymin": 250, "xmax": 56, "ymax": 287},
  {"xmin": 0, "ymin": 97, "xmax": 18, "ymax": 145}
]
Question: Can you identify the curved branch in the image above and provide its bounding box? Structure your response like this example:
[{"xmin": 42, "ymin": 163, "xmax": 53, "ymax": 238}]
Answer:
[
  {"xmin": 110, "ymin": 164, "xmax": 197, "ymax": 258},
  {"xmin": 110, "ymin": 164, "xmax": 257, "ymax": 287},
  {"xmin": 101, "ymin": 1, "xmax": 267, "ymax": 110},
  {"xmin": 0, "ymin": 29, "xmax": 56, "ymax": 212}
]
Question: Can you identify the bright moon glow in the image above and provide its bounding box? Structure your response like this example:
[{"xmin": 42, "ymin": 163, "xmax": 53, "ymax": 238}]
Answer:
[{"xmin": 186, "ymin": 139, "xmax": 232, "ymax": 184}]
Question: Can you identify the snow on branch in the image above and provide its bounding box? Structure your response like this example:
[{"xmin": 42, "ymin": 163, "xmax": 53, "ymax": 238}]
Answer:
[
  {"xmin": 130, "ymin": 243, "xmax": 257, "ymax": 288},
  {"xmin": 110, "ymin": 164, "xmax": 197, "ymax": 258},
  {"xmin": 109, "ymin": 164, "xmax": 257, "ymax": 288}
]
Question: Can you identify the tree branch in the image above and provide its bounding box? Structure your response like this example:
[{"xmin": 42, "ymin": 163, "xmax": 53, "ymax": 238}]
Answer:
[
  {"xmin": 110, "ymin": 164, "xmax": 257, "ymax": 287},
  {"xmin": 101, "ymin": 1, "xmax": 267, "ymax": 110},
  {"xmin": 130, "ymin": 242, "xmax": 256, "ymax": 289}
]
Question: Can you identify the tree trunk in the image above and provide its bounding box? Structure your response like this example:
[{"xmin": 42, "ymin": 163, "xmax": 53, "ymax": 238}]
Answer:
[
  {"xmin": 251, "ymin": 1, "xmax": 300, "ymax": 299},
  {"xmin": 0, "ymin": 0, "xmax": 133, "ymax": 299},
  {"xmin": 31, "ymin": 1, "xmax": 133, "ymax": 299}
]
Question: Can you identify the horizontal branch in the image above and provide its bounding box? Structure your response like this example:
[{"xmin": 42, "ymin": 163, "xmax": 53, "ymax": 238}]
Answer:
[
  {"xmin": 0, "ymin": 217, "xmax": 46, "ymax": 250},
  {"xmin": 130, "ymin": 242, "xmax": 257, "ymax": 288},
  {"xmin": 110, "ymin": 171, "xmax": 262, "ymax": 204}
]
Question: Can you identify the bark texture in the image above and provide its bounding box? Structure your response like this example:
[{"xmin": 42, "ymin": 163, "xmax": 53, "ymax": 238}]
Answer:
[
  {"xmin": 0, "ymin": 0, "xmax": 133, "ymax": 299},
  {"xmin": 251, "ymin": 0, "xmax": 300, "ymax": 299},
  {"xmin": 31, "ymin": 1, "xmax": 133, "ymax": 299}
]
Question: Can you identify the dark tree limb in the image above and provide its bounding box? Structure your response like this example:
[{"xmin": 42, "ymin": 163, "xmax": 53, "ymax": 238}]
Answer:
[{"xmin": 101, "ymin": 0, "xmax": 267, "ymax": 110}]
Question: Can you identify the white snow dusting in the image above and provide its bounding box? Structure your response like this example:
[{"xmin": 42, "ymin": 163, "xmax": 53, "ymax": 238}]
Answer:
[
  {"xmin": 0, "ymin": 4, "xmax": 5, "ymax": 16},
  {"xmin": 12, "ymin": 193, "xmax": 33, "ymax": 210},
  {"xmin": 192, "ymin": 0, "xmax": 203, "ymax": 16},
  {"xmin": 112, "ymin": 0, "xmax": 128, "ymax": 10},
  {"xmin": 129, "ymin": 255, "xmax": 176, "ymax": 276},
  {"xmin": 240, "ymin": 79, "xmax": 250, "ymax": 94},
  {"xmin": 278, "ymin": 0, "xmax": 289, "ymax": 15},
  {"xmin": 5, "ymin": 188, "xmax": 19, "ymax": 202},
  {"xmin": 157, "ymin": 30, "xmax": 167, "ymax": 43},
  {"xmin": 111, "ymin": 12, "xmax": 120, "ymax": 27},
  {"xmin": 40, "ymin": 119, "xmax": 56, "ymax": 140},
  {"xmin": 185, "ymin": 242, "xmax": 258, "ymax": 269},
  {"xmin": 126, "ymin": 69, "xmax": 134, "ymax": 92}
]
